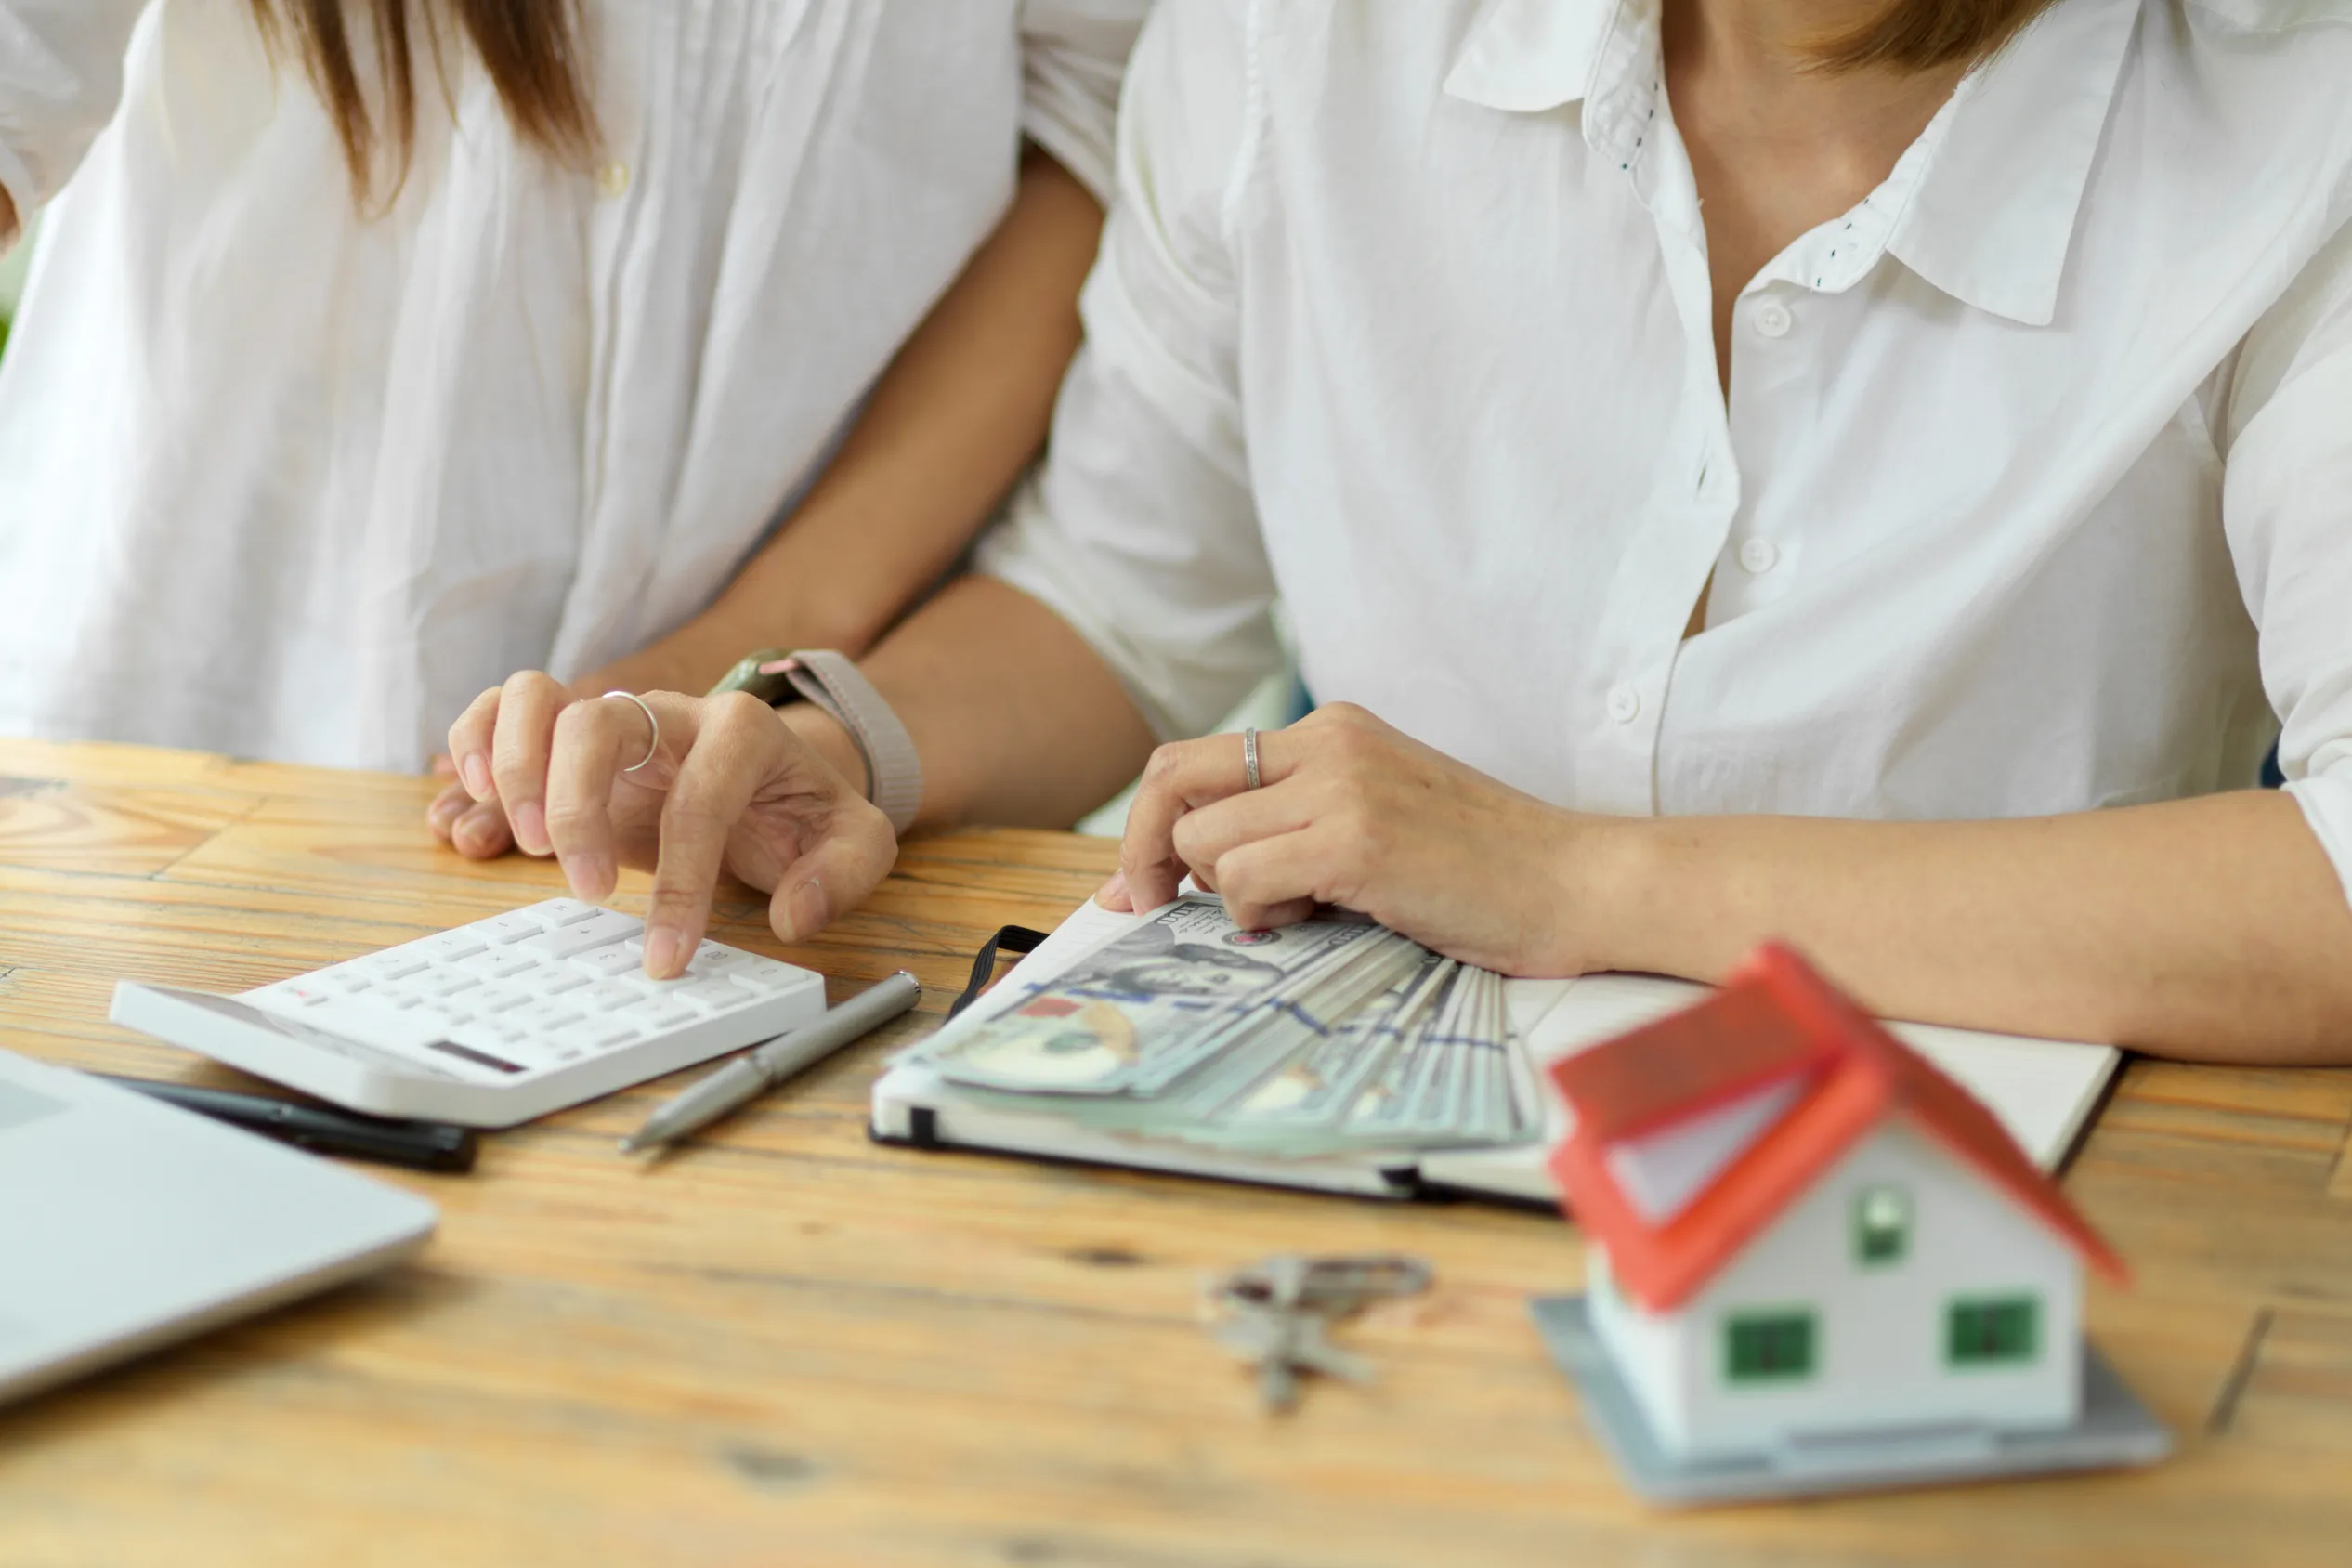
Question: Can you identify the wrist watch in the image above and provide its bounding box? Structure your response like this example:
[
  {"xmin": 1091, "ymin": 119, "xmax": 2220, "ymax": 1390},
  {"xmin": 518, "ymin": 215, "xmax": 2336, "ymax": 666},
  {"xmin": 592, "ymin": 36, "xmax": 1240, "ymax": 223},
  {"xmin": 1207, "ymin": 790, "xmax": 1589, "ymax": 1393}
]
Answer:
[{"xmin": 709, "ymin": 648, "xmax": 922, "ymax": 836}]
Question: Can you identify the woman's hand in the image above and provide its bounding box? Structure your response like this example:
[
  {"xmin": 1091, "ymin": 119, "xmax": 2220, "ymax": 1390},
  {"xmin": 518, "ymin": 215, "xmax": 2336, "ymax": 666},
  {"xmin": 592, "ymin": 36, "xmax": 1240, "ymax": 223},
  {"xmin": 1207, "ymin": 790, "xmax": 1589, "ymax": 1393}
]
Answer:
[
  {"xmin": 425, "ymin": 751, "xmax": 522, "ymax": 857},
  {"xmin": 1104, "ymin": 703, "xmax": 1625, "ymax": 977},
  {"xmin": 425, "ymin": 647, "xmax": 722, "ymax": 858},
  {"xmin": 443, "ymin": 672, "xmax": 896, "ymax": 976}
]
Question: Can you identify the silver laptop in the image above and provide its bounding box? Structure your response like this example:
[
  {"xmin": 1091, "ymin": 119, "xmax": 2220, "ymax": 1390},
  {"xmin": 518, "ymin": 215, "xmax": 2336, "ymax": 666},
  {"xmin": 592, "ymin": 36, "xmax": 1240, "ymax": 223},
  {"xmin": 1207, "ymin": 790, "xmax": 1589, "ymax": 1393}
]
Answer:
[{"xmin": 0, "ymin": 1048, "xmax": 437, "ymax": 1405}]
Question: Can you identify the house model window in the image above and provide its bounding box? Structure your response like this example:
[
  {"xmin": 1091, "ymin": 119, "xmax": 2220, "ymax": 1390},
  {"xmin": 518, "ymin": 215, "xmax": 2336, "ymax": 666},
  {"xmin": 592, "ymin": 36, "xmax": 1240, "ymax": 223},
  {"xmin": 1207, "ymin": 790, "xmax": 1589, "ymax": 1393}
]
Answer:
[
  {"xmin": 1725, "ymin": 1311, "xmax": 1815, "ymax": 1383},
  {"xmin": 1854, "ymin": 1183, "xmax": 1911, "ymax": 1264},
  {"xmin": 1948, "ymin": 1297, "xmax": 2040, "ymax": 1366}
]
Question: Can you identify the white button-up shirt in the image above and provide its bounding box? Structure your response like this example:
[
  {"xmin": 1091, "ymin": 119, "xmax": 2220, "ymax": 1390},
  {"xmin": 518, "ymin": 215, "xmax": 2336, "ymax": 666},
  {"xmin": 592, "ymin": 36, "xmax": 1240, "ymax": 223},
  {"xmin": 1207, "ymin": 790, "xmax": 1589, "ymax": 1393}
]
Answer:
[
  {"xmin": 0, "ymin": 0, "xmax": 1143, "ymax": 771},
  {"xmin": 982, "ymin": 0, "xmax": 2352, "ymax": 906}
]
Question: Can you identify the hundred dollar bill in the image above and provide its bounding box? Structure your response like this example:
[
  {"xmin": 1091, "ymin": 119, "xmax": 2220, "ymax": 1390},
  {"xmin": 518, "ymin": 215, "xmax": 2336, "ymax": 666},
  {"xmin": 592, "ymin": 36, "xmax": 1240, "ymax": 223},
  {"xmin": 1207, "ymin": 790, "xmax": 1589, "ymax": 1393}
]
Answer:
[
  {"xmin": 1221, "ymin": 950, "xmax": 1456, "ymax": 1127},
  {"xmin": 1430, "ymin": 966, "xmax": 1510, "ymax": 1139},
  {"xmin": 908, "ymin": 895, "xmax": 1383, "ymax": 1095},
  {"xmin": 1052, "ymin": 932, "xmax": 1431, "ymax": 1141},
  {"xmin": 1125, "ymin": 928, "xmax": 1428, "ymax": 1104},
  {"xmin": 1335, "ymin": 963, "xmax": 1498, "ymax": 1146},
  {"xmin": 1151, "ymin": 950, "xmax": 1458, "ymax": 1154},
  {"xmin": 1168, "ymin": 956, "xmax": 1525, "ymax": 1157}
]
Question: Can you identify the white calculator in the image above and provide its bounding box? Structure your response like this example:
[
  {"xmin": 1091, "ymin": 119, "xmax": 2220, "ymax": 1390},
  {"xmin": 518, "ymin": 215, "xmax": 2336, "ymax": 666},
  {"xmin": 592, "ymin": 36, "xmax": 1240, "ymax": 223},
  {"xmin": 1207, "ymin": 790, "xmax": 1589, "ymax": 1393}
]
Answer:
[{"xmin": 109, "ymin": 899, "xmax": 826, "ymax": 1128}]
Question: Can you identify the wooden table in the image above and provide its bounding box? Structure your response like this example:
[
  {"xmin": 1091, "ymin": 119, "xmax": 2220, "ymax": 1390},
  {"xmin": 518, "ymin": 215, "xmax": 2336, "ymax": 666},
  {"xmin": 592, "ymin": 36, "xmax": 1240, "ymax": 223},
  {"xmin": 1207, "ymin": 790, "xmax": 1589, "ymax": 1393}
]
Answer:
[{"xmin": 0, "ymin": 738, "xmax": 2346, "ymax": 1567}]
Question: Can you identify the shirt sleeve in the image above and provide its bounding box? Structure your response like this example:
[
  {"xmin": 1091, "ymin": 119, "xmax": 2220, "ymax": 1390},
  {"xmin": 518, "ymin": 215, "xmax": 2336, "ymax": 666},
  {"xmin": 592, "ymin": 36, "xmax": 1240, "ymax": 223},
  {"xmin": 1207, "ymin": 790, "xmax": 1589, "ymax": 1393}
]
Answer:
[
  {"xmin": 0, "ymin": 1, "xmax": 145, "ymax": 244},
  {"xmin": 980, "ymin": 0, "xmax": 1283, "ymax": 741},
  {"xmin": 2222, "ymin": 205, "xmax": 2352, "ymax": 908},
  {"xmin": 1016, "ymin": 0, "xmax": 1150, "ymax": 207}
]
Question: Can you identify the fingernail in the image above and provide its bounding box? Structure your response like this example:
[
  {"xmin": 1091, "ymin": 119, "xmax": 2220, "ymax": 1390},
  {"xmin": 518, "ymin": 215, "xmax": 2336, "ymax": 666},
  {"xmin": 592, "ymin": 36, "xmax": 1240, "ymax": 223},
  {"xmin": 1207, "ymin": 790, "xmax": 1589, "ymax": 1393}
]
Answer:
[
  {"xmin": 454, "ymin": 803, "xmax": 505, "ymax": 853},
  {"xmin": 560, "ymin": 850, "xmax": 612, "ymax": 899},
  {"xmin": 780, "ymin": 877, "xmax": 828, "ymax": 942},
  {"xmin": 511, "ymin": 801, "xmax": 549, "ymax": 856},
  {"xmin": 460, "ymin": 753, "xmax": 491, "ymax": 799},
  {"xmin": 643, "ymin": 927, "xmax": 687, "ymax": 978},
  {"xmin": 428, "ymin": 793, "xmax": 464, "ymax": 830}
]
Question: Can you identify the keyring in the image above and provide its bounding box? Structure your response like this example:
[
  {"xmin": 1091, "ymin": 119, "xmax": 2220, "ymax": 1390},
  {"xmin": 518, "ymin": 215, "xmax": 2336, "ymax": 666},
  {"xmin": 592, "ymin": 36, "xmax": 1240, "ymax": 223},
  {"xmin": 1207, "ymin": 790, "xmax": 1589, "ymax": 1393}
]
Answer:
[{"xmin": 602, "ymin": 690, "xmax": 660, "ymax": 774}]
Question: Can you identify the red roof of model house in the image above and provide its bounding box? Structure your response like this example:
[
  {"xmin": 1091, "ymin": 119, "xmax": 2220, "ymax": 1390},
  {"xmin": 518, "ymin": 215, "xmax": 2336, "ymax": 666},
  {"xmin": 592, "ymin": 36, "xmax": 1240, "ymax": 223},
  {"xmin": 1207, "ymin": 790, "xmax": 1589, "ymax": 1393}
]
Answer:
[{"xmin": 1547, "ymin": 943, "xmax": 2126, "ymax": 1312}]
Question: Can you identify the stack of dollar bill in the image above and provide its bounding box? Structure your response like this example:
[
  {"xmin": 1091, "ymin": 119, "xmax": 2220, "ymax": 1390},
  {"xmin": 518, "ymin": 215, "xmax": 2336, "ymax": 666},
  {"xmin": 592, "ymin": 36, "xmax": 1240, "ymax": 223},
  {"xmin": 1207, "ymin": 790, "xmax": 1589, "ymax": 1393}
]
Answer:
[{"xmin": 903, "ymin": 895, "xmax": 1540, "ymax": 1157}]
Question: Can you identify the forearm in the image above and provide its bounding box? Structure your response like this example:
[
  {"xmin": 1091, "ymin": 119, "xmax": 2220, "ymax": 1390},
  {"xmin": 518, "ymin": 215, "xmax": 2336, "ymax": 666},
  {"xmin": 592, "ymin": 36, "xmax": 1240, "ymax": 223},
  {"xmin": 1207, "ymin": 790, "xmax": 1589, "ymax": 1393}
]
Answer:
[
  {"xmin": 1595, "ymin": 791, "xmax": 2352, "ymax": 1062},
  {"xmin": 616, "ymin": 150, "xmax": 1105, "ymax": 695},
  {"xmin": 782, "ymin": 575, "xmax": 1156, "ymax": 833}
]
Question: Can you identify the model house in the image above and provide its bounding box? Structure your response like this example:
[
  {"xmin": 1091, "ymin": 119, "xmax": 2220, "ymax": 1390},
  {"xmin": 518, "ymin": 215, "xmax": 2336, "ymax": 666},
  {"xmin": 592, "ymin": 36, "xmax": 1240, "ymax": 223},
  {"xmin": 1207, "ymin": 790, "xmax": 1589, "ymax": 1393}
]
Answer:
[{"xmin": 1546, "ymin": 945, "xmax": 2128, "ymax": 1464}]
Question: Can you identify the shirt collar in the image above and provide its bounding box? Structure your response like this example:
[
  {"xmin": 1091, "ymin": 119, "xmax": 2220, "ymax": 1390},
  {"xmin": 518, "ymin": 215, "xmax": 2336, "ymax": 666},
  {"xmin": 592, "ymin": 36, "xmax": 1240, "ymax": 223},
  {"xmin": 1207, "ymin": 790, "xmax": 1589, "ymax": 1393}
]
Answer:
[
  {"xmin": 1881, "ymin": 0, "xmax": 2141, "ymax": 326},
  {"xmin": 1446, "ymin": 0, "xmax": 2142, "ymax": 328},
  {"xmin": 1442, "ymin": 0, "xmax": 1615, "ymax": 114}
]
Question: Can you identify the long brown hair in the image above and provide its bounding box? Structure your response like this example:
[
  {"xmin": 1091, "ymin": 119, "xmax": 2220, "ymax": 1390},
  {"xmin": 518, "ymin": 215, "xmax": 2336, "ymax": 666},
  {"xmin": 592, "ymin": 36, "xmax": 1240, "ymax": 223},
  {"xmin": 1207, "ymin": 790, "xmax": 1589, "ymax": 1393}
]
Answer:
[
  {"xmin": 248, "ymin": 0, "xmax": 597, "ymax": 203},
  {"xmin": 1815, "ymin": 0, "xmax": 2061, "ymax": 72}
]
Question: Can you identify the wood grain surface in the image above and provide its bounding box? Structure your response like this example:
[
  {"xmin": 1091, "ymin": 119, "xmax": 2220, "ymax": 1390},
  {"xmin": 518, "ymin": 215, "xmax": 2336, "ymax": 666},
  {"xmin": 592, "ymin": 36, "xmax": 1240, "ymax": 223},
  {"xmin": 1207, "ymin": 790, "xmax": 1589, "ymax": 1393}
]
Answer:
[{"xmin": 1, "ymin": 738, "xmax": 2346, "ymax": 1568}]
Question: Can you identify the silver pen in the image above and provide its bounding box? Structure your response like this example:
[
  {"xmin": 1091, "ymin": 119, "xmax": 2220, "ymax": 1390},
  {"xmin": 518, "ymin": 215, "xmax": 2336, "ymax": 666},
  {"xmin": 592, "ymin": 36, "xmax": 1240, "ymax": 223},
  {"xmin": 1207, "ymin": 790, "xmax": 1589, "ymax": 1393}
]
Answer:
[{"xmin": 620, "ymin": 971, "xmax": 923, "ymax": 1154}]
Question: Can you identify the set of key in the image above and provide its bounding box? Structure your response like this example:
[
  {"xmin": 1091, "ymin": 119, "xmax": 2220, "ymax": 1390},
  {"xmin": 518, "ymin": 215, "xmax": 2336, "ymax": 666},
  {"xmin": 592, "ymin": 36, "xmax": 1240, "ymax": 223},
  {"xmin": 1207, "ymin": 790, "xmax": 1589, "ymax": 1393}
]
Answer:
[{"xmin": 1208, "ymin": 1253, "xmax": 1433, "ymax": 1412}]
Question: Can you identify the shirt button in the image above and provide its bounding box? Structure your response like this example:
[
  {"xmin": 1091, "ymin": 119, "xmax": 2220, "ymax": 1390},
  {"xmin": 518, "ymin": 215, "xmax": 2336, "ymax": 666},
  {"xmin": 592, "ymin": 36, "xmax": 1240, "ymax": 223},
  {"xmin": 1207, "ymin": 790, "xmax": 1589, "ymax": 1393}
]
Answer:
[
  {"xmin": 596, "ymin": 162, "xmax": 633, "ymax": 199},
  {"xmin": 1738, "ymin": 538, "xmax": 1780, "ymax": 574},
  {"xmin": 1606, "ymin": 684, "xmax": 1641, "ymax": 725},
  {"xmin": 1753, "ymin": 299, "xmax": 1793, "ymax": 339}
]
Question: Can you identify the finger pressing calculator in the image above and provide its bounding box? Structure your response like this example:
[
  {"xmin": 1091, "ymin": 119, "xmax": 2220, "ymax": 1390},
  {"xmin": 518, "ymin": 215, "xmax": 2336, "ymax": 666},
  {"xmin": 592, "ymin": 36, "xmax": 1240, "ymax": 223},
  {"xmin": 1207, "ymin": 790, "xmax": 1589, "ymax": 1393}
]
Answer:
[{"xmin": 110, "ymin": 899, "xmax": 827, "ymax": 1127}]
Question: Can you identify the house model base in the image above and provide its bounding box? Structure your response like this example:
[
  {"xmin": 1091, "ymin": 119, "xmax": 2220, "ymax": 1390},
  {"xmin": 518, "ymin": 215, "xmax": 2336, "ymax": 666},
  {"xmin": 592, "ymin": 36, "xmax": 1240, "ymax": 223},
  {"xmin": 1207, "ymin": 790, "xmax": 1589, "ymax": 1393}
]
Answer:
[{"xmin": 1533, "ymin": 1294, "xmax": 2171, "ymax": 1507}]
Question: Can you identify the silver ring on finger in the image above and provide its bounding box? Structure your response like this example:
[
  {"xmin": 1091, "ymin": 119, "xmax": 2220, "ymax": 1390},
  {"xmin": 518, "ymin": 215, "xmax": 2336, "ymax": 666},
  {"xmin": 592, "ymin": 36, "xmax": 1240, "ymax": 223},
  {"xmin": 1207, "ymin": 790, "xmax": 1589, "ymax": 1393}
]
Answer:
[
  {"xmin": 1242, "ymin": 726, "xmax": 1261, "ymax": 791},
  {"xmin": 602, "ymin": 690, "xmax": 661, "ymax": 774}
]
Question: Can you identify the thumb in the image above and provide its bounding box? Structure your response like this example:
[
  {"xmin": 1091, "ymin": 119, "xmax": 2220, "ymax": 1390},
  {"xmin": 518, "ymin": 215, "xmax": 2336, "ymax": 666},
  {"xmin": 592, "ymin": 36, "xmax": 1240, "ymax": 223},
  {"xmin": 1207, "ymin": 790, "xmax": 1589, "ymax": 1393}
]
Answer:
[{"xmin": 768, "ymin": 801, "xmax": 899, "ymax": 944}]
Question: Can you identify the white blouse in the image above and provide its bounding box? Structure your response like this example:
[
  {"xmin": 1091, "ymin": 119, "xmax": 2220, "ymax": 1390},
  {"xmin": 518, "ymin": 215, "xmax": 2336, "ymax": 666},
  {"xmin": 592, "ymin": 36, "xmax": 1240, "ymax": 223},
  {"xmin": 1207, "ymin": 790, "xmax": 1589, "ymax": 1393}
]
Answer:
[
  {"xmin": 0, "ymin": 0, "xmax": 1143, "ymax": 770},
  {"xmin": 982, "ymin": 0, "xmax": 2352, "ymax": 908}
]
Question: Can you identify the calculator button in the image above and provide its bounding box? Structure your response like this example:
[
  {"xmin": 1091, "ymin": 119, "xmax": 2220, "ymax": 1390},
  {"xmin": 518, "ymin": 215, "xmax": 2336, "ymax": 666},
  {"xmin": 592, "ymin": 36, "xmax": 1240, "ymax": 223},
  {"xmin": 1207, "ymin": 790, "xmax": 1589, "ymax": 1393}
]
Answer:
[
  {"xmin": 579, "ymin": 981, "xmax": 641, "ymax": 1011},
  {"xmin": 417, "ymin": 931, "xmax": 487, "ymax": 962},
  {"xmin": 580, "ymin": 1021, "xmax": 639, "ymax": 1051},
  {"xmin": 672, "ymin": 976, "xmax": 751, "ymax": 1011},
  {"xmin": 690, "ymin": 942, "xmax": 746, "ymax": 969},
  {"xmin": 477, "ymin": 910, "xmax": 551, "ymax": 944},
  {"xmin": 534, "ymin": 899, "xmax": 602, "ymax": 927},
  {"xmin": 621, "ymin": 972, "xmax": 678, "ymax": 994},
  {"xmin": 268, "ymin": 984, "xmax": 334, "ymax": 1007},
  {"xmin": 529, "ymin": 1009, "xmax": 585, "ymax": 1036},
  {"xmin": 411, "ymin": 970, "xmax": 481, "ymax": 1000},
  {"xmin": 355, "ymin": 952, "xmax": 429, "ymax": 982},
  {"xmin": 469, "ymin": 985, "xmax": 534, "ymax": 1015},
  {"xmin": 727, "ymin": 963, "xmax": 804, "ymax": 995},
  {"xmin": 632, "ymin": 999, "xmax": 697, "ymax": 1029},
  {"xmin": 571, "ymin": 946, "xmax": 645, "ymax": 978},
  {"xmin": 457, "ymin": 947, "xmax": 543, "ymax": 982},
  {"xmin": 535, "ymin": 968, "xmax": 592, "ymax": 996},
  {"xmin": 520, "ymin": 910, "xmax": 643, "ymax": 959}
]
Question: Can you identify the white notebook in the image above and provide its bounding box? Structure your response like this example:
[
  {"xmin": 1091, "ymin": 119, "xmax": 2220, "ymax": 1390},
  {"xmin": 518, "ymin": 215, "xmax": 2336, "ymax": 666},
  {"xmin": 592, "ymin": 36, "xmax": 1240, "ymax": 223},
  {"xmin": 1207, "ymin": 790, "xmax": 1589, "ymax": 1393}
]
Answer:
[{"xmin": 870, "ymin": 900, "xmax": 2123, "ymax": 1206}]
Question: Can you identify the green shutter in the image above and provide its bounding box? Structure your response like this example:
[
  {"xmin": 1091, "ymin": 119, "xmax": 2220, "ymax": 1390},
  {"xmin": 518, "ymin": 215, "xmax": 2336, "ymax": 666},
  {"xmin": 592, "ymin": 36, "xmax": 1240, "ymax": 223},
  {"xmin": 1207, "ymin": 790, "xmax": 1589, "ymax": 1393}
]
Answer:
[
  {"xmin": 1725, "ymin": 1311, "xmax": 1816, "ymax": 1383},
  {"xmin": 1946, "ymin": 1297, "xmax": 2039, "ymax": 1366}
]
